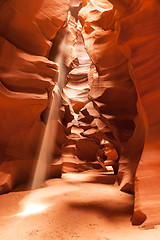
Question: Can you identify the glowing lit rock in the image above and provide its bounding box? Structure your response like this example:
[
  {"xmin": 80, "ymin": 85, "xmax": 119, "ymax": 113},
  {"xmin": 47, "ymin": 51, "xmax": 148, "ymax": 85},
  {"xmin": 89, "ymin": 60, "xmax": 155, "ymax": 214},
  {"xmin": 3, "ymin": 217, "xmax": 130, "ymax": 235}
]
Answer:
[{"xmin": 79, "ymin": 0, "xmax": 144, "ymax": 194}]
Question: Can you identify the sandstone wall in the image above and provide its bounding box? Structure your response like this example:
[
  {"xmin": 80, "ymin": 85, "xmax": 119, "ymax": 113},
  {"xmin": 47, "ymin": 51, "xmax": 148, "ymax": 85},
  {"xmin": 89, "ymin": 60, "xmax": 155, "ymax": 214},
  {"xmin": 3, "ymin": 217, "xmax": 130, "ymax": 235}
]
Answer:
[
  {"xmin": 111, "ymin": 0, "xmax": 160, "ymax": 228},
  {"xmin": 79, "ymin": 0, "xmax": 160, "ymax": 228},
  {"xmin": 0, "ymin": 0, "xmax": 160, "ymax": 229},
  {"xmin": 0, "ymin": 0, "xmax": 69, "ymax": 193},
  {"xmin": 79, "ymin": 0, "xmax": 145, "ymax": 194}
]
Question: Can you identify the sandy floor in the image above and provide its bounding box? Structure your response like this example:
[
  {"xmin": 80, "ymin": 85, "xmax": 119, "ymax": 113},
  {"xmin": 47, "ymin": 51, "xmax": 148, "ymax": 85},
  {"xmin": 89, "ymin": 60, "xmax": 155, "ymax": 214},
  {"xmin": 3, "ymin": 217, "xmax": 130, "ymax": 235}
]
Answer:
[{"xmin": 0, "ymin": 172, "xmax": 160, "ymax": 240}]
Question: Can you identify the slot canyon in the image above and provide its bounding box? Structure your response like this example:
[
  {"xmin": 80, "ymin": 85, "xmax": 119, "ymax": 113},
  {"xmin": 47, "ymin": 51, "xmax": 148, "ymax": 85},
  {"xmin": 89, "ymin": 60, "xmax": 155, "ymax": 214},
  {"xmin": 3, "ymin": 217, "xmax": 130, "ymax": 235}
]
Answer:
[{"xmin": 0, "ymin": 0, "xmax": 160, "ymax": 239}]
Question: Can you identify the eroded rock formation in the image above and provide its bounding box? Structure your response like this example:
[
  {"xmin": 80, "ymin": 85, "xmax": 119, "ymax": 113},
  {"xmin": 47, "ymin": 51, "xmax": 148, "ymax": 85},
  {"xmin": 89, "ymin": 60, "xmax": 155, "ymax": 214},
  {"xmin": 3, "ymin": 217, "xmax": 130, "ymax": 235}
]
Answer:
[
  {"xmin": 79, "ymin": 0, "xmax": 160, "ymax": 228},
  {"xmin": 0, "ymin": 0, "xmax": 160, "ymax": 229},
  {"xmin": 0, "ymin": 0, "xmax": 69, "ymax": 193},
  {"xmin": 112, "ymin": 0, "xmax": 160, "ymax": 228},
  {"xmin": 61, "ymin": 1, "xmax": 118, "ymax": 174},
  {"xmin": 79, "ymin": 0, "xmax": 145, "ymax": 194}
]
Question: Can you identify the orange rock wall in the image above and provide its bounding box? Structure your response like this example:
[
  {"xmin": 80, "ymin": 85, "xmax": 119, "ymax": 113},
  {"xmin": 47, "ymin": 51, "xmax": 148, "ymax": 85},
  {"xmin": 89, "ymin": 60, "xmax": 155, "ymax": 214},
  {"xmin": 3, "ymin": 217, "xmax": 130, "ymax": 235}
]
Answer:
[
  {"xmin": 0, "ymin": 0, "xmax": 160, "ymax": 229},
  {"xmin": 80, "ymin": 0, "xmax": 160, "ymax": 228},
  {"xmin": 112, "ymin": 0, "xmax": 160, "ymax": 228},
  {"xmin": 61, "ymin": 3, "xmax": 103, "ymax": 173},
  {"xmin": 79, "ymin": 0, "xmax": 145, "ymax": 194},
  {"xmin": 0, "ymin": 0, "xmax": 69, "ymax": 193}
]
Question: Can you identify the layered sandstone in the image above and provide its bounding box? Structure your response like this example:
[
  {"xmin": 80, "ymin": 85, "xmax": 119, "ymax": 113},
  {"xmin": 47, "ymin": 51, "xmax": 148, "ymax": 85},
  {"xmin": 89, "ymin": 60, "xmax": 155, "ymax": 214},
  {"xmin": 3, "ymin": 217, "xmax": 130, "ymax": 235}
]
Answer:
[
  {"xmin": 0, "ymin": 0, "xmax": 69, "ymax": 193},
  {"xmin": 79, "ymin": 0, "xmax": 144, "ymax": 194},
  {"xmin": 111, "ymin": 0, "xmax": 160, "ymax": 228},
  {"xmin": 61, "ymin": 1, "xmax": 118, "ymax": 174},
  {"xmin": 0, "ymin": 0, "xmax": 159, "ymax": 230},
  {"xmin": 79, "ymin": 0, "xmax": 160, "ymax": 228},
  {"xmin": 62, "ymin": 6, "xmax": 104, "ymax": 173}
]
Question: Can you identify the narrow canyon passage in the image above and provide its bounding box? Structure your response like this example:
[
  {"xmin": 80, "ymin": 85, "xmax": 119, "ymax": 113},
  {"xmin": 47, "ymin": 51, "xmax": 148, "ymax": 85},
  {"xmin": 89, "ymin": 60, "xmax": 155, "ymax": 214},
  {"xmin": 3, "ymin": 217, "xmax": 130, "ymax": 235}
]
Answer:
[
  {"xmin": 0, "ymin": 0, "xmax": 160, "ymax": 238},
  {"xmin": 60, "ymin": 4, "xmax": 119, "ymax": 176}
]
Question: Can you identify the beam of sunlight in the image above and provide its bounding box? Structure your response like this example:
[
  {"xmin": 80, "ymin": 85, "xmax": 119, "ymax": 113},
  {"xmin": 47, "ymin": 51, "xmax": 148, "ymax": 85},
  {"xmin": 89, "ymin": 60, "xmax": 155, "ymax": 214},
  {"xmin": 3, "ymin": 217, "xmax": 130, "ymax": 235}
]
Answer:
[
  {"xmin": 16, "ymin": 203, "xmax": 48, "ymax": 217},
  {"xmin": 15, "ymin": 36, "xmax": 68, "ymax": 218},
  {"xmin": 15, "ymin": 179, "xmax": 79, "ymax": 217},
  {"xmin": 31, "ymin": 35, "xmax": 67, "ymax": 190}
]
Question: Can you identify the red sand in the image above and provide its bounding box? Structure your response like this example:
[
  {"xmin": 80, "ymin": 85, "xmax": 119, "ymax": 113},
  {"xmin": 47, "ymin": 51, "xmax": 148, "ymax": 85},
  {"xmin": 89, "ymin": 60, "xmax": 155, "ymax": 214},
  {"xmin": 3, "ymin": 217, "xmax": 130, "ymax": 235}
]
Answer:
[{"xmin": 0, "ymin": 172, "xmax": 159, "ymax": 240}]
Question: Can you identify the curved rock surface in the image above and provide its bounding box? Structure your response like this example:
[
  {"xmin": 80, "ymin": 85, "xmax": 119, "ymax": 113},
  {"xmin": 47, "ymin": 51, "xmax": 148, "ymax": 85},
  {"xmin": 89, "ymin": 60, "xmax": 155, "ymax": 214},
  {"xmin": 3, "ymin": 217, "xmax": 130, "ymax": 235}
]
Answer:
[
  {"xmin": 61, "ymin": 1, "xmax": 119, "ymax": 173},
  {"xmin": 0, "ymin": 0, "xmax": 69, "ymax": 56},
  {"xmin": 111, "ymin": 0, "xmax": 160, "ymax": 228},
  {"xmin": 79, "ymin": 0, "xmax": 144, "ymax": 194},
  {"xmin": 62, "ymin": 5, "xmax": 104, "ymax": 173},
  {"xmin": 79, "ymin": 0, "xmax": 160, "ymax": 228},
  {"xmin": 0, "ymin": 0, "xmax": 159, "ymax": 230},
  {"xmin": 0, "ymin": 0, "xmax": 69, "ymax": 193}
]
